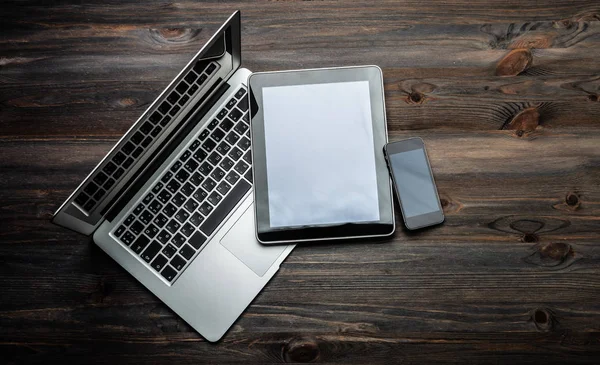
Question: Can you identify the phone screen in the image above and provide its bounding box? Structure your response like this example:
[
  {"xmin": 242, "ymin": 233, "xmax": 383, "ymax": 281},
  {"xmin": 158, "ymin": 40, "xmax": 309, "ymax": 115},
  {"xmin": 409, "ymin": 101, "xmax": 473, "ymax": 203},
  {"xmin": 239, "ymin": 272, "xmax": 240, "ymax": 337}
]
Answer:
[{"xmin": 389, "ymin": 148, "xmax": 440, "ymax": 218}]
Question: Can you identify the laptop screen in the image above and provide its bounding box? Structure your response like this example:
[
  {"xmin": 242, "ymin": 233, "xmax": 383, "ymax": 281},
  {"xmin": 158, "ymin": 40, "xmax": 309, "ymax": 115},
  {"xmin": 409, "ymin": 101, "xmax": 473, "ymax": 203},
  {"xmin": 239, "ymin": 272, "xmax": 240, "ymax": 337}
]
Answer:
[{"xmin": 262, "ymin": 81, "xmax": 380, "ymax": 228}]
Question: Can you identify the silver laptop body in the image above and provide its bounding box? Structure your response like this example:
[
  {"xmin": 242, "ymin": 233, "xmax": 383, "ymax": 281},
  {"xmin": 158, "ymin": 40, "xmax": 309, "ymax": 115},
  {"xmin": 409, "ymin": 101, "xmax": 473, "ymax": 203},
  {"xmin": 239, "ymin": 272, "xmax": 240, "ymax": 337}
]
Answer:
[{"xmin": 52, "ymin": 11, "xmax": 294, "ymax": 342}]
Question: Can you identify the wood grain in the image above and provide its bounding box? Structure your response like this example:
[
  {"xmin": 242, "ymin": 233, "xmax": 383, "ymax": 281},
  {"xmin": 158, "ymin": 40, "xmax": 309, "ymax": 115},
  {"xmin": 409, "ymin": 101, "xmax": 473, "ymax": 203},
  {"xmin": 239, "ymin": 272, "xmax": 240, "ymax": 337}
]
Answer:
[{"xmin": 1, "ymin": 1, "xmax": 599, "ymax": 364}]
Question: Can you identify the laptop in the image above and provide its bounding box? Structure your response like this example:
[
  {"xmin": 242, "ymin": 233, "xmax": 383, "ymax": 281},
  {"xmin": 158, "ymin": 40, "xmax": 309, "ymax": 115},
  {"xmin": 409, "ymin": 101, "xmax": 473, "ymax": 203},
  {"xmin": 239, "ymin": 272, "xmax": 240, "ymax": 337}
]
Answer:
[{"xmin": 52, "ymin": 11, "xmax": 294, "ymax": 342}]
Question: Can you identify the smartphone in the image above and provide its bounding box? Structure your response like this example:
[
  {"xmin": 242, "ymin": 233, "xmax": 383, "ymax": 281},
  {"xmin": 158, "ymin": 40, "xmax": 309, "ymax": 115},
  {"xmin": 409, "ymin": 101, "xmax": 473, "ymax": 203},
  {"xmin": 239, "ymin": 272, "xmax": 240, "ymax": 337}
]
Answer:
[{"xmin": 383, "ymin": 138, "xmax": 444, "ymax": 230}]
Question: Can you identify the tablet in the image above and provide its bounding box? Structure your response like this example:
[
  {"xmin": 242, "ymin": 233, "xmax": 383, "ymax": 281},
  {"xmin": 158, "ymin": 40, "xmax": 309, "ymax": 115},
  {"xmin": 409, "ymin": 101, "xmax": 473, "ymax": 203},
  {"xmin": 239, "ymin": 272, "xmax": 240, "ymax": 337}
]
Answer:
[{"xmin": 248, "ymin": 66, "xmax": 395, "ymax": 244}]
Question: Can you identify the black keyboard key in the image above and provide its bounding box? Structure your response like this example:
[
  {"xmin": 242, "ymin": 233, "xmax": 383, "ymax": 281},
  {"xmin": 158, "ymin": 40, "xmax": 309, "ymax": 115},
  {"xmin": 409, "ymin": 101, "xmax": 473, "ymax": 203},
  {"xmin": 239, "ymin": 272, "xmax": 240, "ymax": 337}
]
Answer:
[
  {"xmin": 148, "ymin": 200, "xmax": 163, "ymax": 214},
  {"xmin": 115, "ymin": 225, "xmax": 126, "ymax": 237},
  {"xmin": 235, "ymin": 88, "xmax": 246, "ymax": 99},
  {"xmin": 122, "ymin": 157, "xmax": 134, "ymax": 169},
  {"xmin": 122, "ymin": 142, "xmax": 135, "ymax": 155},
  {"xmin": 244, "ymin": 169, "xmax": 253, "ymax": 183},
  {"xmin": 220, "ymin": 118, "xmax": 234, "ymax": 132},
  {"xmin": 141, "ymin": 241, "xmax": 161, "ymax": 262},
  {"xmin": 206, "ymin": 63, "xmax": 217, "ymax": 74},
  {"xmin": 157, "ymin": 190, "xmax": 172, "ymax": 204},
  {"xmin": 208, "ymin": 152, "xmax": 222, "ymax": 165},
  {"xmin": 188, "ymin": 84, "xmax": 199, "ymax": 95},
  {"xmin": 131, "ymin": 132, "xmax": 144, "ymax": 144},
  {"xmin": 159, "ymin": 101, "xmax": 170, "ymax": 114},
  {"xmin": 132, "ymin": 147, "xmax": 143, "ymax": 158},
  {"xmin": 190, "ymin": 212, "xmax": 204, "ymax": 227},
  {"xmin": 202, "ymin": 139, "xmax": 217, "ymax": 152},
  {"xmin": 184, "ymin": 198, "xmax": 199, "ymax": 212},
  {"xmin": 201, "ymin": 178, "xmax": 216, "ymax": 192},
  {"xmin": 160, "ymin": 115, "xmax": 171, "ymax": 127},
  {"xmin": 161, "ymin": 266, "xmax": 177, "ymax": 282},
  {"xmin": 176, "ymin": 81, "xmax": 188, "ymax": 94},
  {"xmin": 150, "ymin": 111, "xmax": 162, "ymax": 124},
  {"xmin": 166, "ymin": 220, "xmax": 180, "ymax": 234},
  {"xmin": 198, "ymin": 74, "xmax": 207, "ymax": 84},
  {"xmin": 84, "ymin": 182, "xmax": 99, "ymax": 195},
  {"xmin": 112, "ymin": 152, "xmax": 126, "ymax": 165},
  {"xmin": 130, "ymin": 220, "xmax": 144, "ymax": 235},
  {"xmin": 212, "ymin": 128, "xmax": 225, "ymax": 142},
  {"xmin": 234, "ymin": 160, "xmax": 249, "ymax": 175},
  {"xmin": 166, "ymin": 180, "xmax": 181, "ymax": 194},
  {"xmin": 184, "ymin": 158, "xmax": 199, "ymax": 173},
  {"xmin": 225, "ymin": 131, "xmax": 240, "ymax": 145},
  {"xmin": 228, "ymin": 147, "xmax": 243, "ymax": 160},
  {"xmin": 210, "ymin": 167, "xmax": 225, "ymax": 182},
  {"xmin": 190, "ymin": 139, "xmax": 201, "ymax": 151},
  {"xmin": 208, "ymin": 119, "xmax": 219, "ymax": 130},
  {"xmin": 139, "ymin": 210, "xmax": 153, "ymax": 224},
  {"xmin": 93, "ymin": 172, "xmax": 108, "ymax": 185},
  {"xmin": 93, "ymin": 191, "xmax": 105, "ymax": 204},
  {"xmin": 181, "ymin": 182, "xmax": 195, "ymax": 196},
  {"xmin": 200, "ymin": 180, "xmax": 251, "ymax": 236},
  {"xmin": 199, "ymin": 129, "xmax": 210, "ymax": 140},
  {"xmin": 141, "ymin": 136, "xmax": 152, "ymax": 148},
  {"xmin": 151, "ymin": 254, "xmax": 168, "ymax": 271},
  {"xmin": 238, "ymin": 96, "xmax": 248, "ymax": 112},
  {"xmin": 133, "ymin": 203, "xmax": 145, "ymax": 215},
  {"xmin": 229, "ymin": 108, "xmax": 243, "ymax": 122},
  {"xmin": 163, "ymin": 203, "xmax": 177, "ymax": 217},
  {"xmin": 193, "ymin": 187, "xmax": 208, "ymax": 202},
  {"xmin": 175, "ymin": 209, "xmax": 189, "ymax": 223},
  {"xmin": 170, "ymin": 161, "xmax": 182, "ymax": 172},
  {"xmin": 225, "ymin": 171, "xmax": 240, "ymax": 185},
  {"xmin": 152, "ymin": 182, "xmax": 163, "ymax": 194},
  {"xmin": 167, "ymin": 91, "xmax": 179, "ymax": 104},
  {"xmin": 216, "ymin": 109, "xmax": 228, "ymax": 120},
  {"xmin": 189, "ymin": 231, "xmax": 207, "ymax": 249},
  {"xmin": 75, "ymin": 192, "xmax": 88, "ymax": 205},
  {"xmin": 178, "ymin": 94, "xmax": 190, "ymax": 106},
  {"xmin": 172, "ymin": 193, "xmax": 186, "ymax": 207},
  {"xmin": 199, "ymin": 202, "xmax": 213, "ymax": 216},
  {"xmin": 181, "ymin": 223, "xmax": 195, "ymax": 237},
  {"xmin": 132, "ymin": 235, "xmax": 150, "ymax": 254},
  {"xmin": 169, "ymin": 105, "xmax": 180, "ymax": 116},
  {"xmin": 84, "ymin": 200, "xmax": 96, "ymax": 211},
  {"xmin": 171, "ymin": 233, "xmax": 186, "ymax": 247},
  {"xmin": 113, "ymin": 167, "xmax": 125, "ymax": 180},
  {"xmin": 180, "ymin": 150, "xmax": 191, "ymax": 162},
  {"xmin": 234, "ymin": 121, "xmax": 248, "ymax": 135},
  {"xmin": 180, "ymin": 244, "xmax": 195, "ymax": 260},
  {"xmin": 226, "ymin": 97, "xmax": 237, "ymax": 109},
  {"xmin": 208, "ymin": 192, "xmax": 222, "ymax": 206},
  {"xmin": 162, "ymin": 244, "xmax": 177, "ymax": 259},
  {"xmin": 216, "ymin": 181, "xmax": 231, "ymax": 195},
  {"xmin": 171, "ymin": 255, "xmax": 186, "ymax": 271},
  {"xmin": 219, "ymin": 157, "xmax": 235, "ymax": 171},
  {"xmin": 190, "ymin": 172, "xmax": 203, "ymax": 186},
  {"xmin": 140, "ymin": 122, "xmax": 153, "ymax": 134},
  {"xmin": 175, "ymin": 169, "xmax": 190, "ymax": 183},
  {"xmin": 238, "ymin": 136, "xmax": 251, "ymax": 150},
  {"xmin": 153, "ymin": 213, "xmax": 168, "ymax": 228},
  {"xmin": 198, "ymin": 162, "xmax": 213, "ymax": 176},
  {"xmin": 216, "ymin": 142, "xmax": 231, "ymax": 155},
  {"xmin": 193, "ymin": 149, "xmax": 207, "ymax": 162},
  {"xmin": 151, "ymin": 126, "xmax": 162, "ymax": 137},
  {"xmin": 121, "ymin": 231, "xmax": 135, "ymax": 246},
  {"xmin": 157, "ymin": 230, "xmax": 172, "ymax": 244},
  {"xmin": 184, "ymin": 71, "xmax": 197, "ymax": 84},
  {"xmin": 161, "ymin": 171, "xmax": 173, "ymax": 183},
  {"xmin": 144, "ymin": 224, "xmax": 159, "ymax": 238},
  {"xmin": 104, "ymin": 162, "xmax": 119, "ymax": 177},
  {"xmin": 143, "ymin": 193, "xmax": 154, "ymax": 205},
  {"xmin": 124, "ymin": 214, "xmax": 135, "ymax": 226},
  {"xmin": 104, "ymin": 178, "xmax": 115, "ymax": 190},
  {"xmin": 243, "ymin": 151, "xmax": 252, "ymax": 164}
]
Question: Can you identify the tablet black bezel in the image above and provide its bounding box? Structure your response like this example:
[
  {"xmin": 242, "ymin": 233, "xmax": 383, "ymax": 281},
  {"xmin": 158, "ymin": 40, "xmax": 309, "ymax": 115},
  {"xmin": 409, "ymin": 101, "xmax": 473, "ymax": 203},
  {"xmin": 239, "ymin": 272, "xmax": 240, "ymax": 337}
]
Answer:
[{"xmin": 248, "ymin": 66, "xmax": 394, "ymax": 244}]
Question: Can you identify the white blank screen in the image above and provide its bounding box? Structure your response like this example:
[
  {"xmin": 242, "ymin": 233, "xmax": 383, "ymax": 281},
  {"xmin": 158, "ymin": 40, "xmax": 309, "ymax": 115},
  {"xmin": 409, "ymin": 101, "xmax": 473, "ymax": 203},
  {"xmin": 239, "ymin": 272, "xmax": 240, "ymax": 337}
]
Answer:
[{"xmin": 262, "ymin": 81, "xmax": 380, "ymax": 228}]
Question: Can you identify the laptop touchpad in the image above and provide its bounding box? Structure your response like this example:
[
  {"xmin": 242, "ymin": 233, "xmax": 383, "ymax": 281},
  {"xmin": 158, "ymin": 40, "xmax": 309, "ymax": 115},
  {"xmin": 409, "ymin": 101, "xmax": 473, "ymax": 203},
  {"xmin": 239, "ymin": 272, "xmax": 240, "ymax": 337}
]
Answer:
[{"xmin": 220, "ymin": 205, "xmax": 287, "ymax": 277}]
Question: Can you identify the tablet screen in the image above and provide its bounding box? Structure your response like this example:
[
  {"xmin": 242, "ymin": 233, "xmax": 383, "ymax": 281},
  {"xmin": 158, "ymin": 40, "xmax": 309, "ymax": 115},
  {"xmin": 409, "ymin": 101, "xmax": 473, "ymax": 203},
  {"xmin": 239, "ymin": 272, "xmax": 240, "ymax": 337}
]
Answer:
[{"xmin": 262, "ymin": 81, "xmax": 380, "ymax": 228}]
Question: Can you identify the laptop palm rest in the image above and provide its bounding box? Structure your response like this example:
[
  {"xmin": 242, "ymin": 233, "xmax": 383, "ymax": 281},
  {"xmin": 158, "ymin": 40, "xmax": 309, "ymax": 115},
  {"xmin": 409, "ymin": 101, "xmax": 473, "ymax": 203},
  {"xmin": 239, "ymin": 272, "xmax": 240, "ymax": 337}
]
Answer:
[{"xmin": 220, "ymin": 204, "xmax": 287, "ymax": 276}]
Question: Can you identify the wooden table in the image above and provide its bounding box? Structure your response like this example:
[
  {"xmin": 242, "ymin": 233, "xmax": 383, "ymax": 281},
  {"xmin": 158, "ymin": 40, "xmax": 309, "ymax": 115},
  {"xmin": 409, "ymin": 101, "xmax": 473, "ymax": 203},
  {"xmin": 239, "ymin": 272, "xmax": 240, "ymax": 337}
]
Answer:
[{"xmin": 1, "ymin": 1, "xmax": 599, "ymax": 363}]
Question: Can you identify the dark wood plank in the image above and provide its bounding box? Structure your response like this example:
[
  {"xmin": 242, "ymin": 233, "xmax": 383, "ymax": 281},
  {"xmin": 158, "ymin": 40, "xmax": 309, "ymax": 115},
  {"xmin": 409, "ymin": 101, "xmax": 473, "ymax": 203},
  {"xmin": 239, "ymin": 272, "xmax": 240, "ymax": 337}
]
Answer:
[{"xmin": 1, "ymin": 0, "xmax": 599, "ymax": 364}]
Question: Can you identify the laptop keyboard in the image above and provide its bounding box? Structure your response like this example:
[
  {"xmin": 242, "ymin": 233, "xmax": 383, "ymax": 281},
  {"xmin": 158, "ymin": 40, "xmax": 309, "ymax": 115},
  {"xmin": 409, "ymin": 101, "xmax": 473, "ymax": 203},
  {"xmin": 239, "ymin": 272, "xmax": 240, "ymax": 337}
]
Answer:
[
  {"xmin": 111, "ymin": 86, "xmax": 252, "ymax": 283},
  {"xmin": 74, "ymin": 60, "xmax": 220, "ymax": 214}
]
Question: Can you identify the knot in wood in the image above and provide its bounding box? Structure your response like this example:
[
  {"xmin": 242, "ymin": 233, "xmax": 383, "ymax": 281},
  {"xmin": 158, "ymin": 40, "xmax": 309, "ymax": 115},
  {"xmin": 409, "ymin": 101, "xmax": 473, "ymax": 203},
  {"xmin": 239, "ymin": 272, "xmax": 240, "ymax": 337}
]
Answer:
[
  {"xmin": 283, "ymin": 338, "xmax": 320, "ymax": 363},
  {"xmin": 522, "ymin": 233, "xmax": 538, "ymax": 243},
  {"xmin": 495, "ymin": 49, "xmax": 532, "ymax": 76},
  {"xmin": 504, "ymin": 107, "xmax": 540, "ymax": 135},
  {"xmin": 531, "ymin": 308, "xmax": 554, "ymax": 332},
  {"xmin": 565, "ymin": 192, "xmax": 580, "ymax": 208},
  {"xmin": 587, "ymin": 94, "xmax": 598, "ymax": 102}
]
